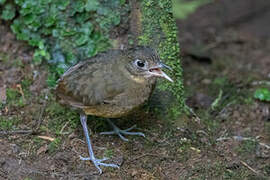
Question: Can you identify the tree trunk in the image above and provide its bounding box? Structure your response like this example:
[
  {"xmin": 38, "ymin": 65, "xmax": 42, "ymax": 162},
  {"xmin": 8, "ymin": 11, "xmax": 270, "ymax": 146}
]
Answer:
[{"xmin": 126, "ymin": 0, "xmax": 185, "ymax": 119}]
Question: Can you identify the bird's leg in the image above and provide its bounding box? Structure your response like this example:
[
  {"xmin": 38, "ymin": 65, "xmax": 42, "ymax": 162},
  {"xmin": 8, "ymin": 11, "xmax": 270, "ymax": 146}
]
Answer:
[
  {"xmin": 79, "ymin": 113, "xmax": 119, "ymax": 174},
  {"xmin": 100, "ymin": 119, "xmax": 145, "ymax": 142}
]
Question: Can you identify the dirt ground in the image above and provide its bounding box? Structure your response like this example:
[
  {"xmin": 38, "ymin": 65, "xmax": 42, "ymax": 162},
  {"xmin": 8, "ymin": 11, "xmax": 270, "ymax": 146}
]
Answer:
[{"xmin": 0, "ymin": 0, "xmax": 270, "ymax": 179}]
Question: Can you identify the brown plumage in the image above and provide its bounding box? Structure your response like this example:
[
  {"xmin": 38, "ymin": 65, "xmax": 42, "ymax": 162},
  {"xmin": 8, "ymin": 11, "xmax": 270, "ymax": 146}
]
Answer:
[{"xmin": 55, "ymin": 46, "xmax": 173, "ymax": 174}]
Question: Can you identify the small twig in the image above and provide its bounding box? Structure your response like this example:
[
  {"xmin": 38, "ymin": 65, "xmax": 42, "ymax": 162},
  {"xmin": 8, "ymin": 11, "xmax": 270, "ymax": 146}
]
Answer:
[
  {"xmin": 216, "ymin": 137, "xmax": 230, "ymax": 141},
  {"xmin": 34, "ymin": 92, "xmax": 48, "ymax": 132},
  {"xmin": 37, "ymin": 135, "xmax": 55, "ymax": 142},
  {"xmin": 240, "ymin": 160, "xmax": 259, "ymax": 174},
  {"xmin": 59, "ymin": 121, "xmax": 70, "ymax": 135}
]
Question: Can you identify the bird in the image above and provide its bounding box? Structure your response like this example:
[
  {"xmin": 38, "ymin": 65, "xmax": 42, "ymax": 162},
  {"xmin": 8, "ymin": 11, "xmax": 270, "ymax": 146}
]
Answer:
[{"xmin": 55, "ymin": 46, "xmax": 173, "ymax": 174}]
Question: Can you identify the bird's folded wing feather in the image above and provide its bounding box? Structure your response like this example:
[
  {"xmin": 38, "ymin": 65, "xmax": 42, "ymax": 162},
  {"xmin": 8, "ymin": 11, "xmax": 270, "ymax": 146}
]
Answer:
[{"xmin": 56, "ymin": 59, "xmax": 125, "ymax": 108}]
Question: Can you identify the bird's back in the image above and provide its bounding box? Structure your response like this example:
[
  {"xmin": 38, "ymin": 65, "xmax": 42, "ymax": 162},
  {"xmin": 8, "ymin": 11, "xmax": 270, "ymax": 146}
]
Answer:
[{"xmin": 56, "ymin": 49, "xmax": 156, "ymax": 118}]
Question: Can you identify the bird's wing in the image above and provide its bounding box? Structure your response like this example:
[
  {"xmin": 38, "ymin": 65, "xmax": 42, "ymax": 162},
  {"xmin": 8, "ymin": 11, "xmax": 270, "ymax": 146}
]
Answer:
[{"xmin": 56, "ymin": 57, "xmax": 126, "ymax": 107}]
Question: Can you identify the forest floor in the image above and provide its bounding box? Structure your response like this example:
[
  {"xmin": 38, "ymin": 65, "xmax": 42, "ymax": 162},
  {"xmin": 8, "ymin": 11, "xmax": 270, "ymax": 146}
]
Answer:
[{"xmin": 0, "ymin": 0, "xmax": 270, "ymax": 179}]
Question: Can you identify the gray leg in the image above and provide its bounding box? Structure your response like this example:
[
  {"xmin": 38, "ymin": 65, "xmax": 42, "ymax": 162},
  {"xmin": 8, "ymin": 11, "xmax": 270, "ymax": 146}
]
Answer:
[
  {"xmin": 100, "ymin": 119, "xmax": 145, "ymax": 142},
  {"xmin": 80, "ymin": 113, "xmax": 119, "ymax": 174}
]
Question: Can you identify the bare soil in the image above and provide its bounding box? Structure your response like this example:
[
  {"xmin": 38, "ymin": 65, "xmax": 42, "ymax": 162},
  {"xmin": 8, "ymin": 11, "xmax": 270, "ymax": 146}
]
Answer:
[{"xmin": 0, "ymin": 0, "xmax": 270, "ymax": 179}]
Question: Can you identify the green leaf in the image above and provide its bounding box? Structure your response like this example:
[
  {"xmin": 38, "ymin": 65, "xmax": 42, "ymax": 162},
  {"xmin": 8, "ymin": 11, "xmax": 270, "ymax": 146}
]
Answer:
[
  {"xmin": 46, "ymin": 73, "xmax": 57, "ymax": 88},
  {"xmin": 38, "ymin": 41, "xmax": 45, "ymax": 49},
  {"xmin": 44, "ymin": 15, "xmax": 57, "ymax": 27},
  {"xmin": 39, "ymin": 50, "xmax": 47, "ymax": 56},
  {"xmin": 112, "ymin": 13, "xmax": 121, "ymax": 25},
  {"xmin": 85, "ymin": 41, "xmax": 96, "ymax": 57},
  {"xmin": 61, "ymin": 29, "xmax": 77, "ymax": 36},
  {"xmin": 66, "ymin": 51, "xmax": 76, "ymax": 64},
  {"xmin": 56, "ymin": 0, "xmax": 70, "ymax": 10},
  {"xmin": 33, "ymin": 49, "xmax": 50, "ymax": 64},
  {"xmin": 120, "ymin": 0, "xmax": 126, "ymax": 5},
  {"xmin": 85, "ymin": 0, "xmax": 100, "ymax": 12},
  {"xmin": 33, "ymin": 50, "xmax": 43, "ymax": 64},
  {"xmin": 72, "ymin": 0, "xmax": 85, "ymax": 13},
  {"xmin": 23, "ymin": 14, "xmax": 35, "ymax": 24},
  {"xmin": 81, "ymin": 22, "xmax": 93, "ymax": 35},
  {"xmin": 52, "ymin": 29, "xmax": 60, "ymax": 37},
  {"xmin": 75, "ymin": 34, "xmax": 89, "ymax": 46},
  {"xmin": 0, "ymin": 0, "xmax": 6, "ymax": 5},
  {"xmin": 254, "ymin": 88, "xmax": 270, "ymax": 102},
  {"xmin": 11, "ymin": 20, "xmax": 21, "ymax": 34},
  {"xmin": 1, "ymin": 4, "xmax": 16, "ymax": 20}
]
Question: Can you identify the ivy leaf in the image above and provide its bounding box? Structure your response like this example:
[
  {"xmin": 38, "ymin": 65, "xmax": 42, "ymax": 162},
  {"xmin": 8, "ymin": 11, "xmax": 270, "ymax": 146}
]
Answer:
[
  {"xmin": 23, "ymin": 14, "xmax": 35, "ymax": 24},
  {"xmin": 11, "ymin": 19, "xmax": 21, "ymax": 34},
  {"xmin": 56, "ymin": 0, "xmax": 70, "ymax": 10},
  {"xmin": 254, "ymin": 88, "xmax": 270, "ymax": 102},
  {"xmin": 85, "ymin": 41, "xmax": 96, "ymax": 57},
  {"xmin": 72, "ymin": 0, "xmax": 85, "ymax": 13},
  {"xmin": 85, "ymin": 0, "xmax": 100, "ymax": 12},
  {"xmin": 75, "ymin": 34, "xmax": 89, "ymax": 46},
  {"xmin": 61, "ymin": 28, "xmax": 77, "ymax": 36},
  {"xmin": 46, "ymin": 73, "xmax": 57, "ymax": 88},
  {"xmin": 81, "ymin": 22, "xmax": 93, "ymax": 35},
  {"xmin": 1, "ymin": 4, "xmax": 16, "ymax": 20},
  {"xmin": 57, "ymin": 63, "xmax": 68, "ymax": 74},
  {"xmin": 45, "ymin": 15, "xmax": 57, "ymax": 27},
  {"xmin": 111, "ymin": 13, "xmax": 121, "ymax": 25},
  {"xmin": 33, "ymin": 50, "xmax": 43, "ymax": 64},
  {"xmin": 38, "ymin": 41, "xmax": 45, "ymax": 49}
]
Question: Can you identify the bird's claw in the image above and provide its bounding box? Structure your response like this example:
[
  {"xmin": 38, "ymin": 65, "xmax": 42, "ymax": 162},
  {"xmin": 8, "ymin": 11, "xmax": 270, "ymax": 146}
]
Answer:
[
  {"xmin": 100, "ymin": 124, "xmax": 145, "ymax": 142},
  {"xmin": 79, "ymin": 155, "xmax": 119, "ymax": 174}
]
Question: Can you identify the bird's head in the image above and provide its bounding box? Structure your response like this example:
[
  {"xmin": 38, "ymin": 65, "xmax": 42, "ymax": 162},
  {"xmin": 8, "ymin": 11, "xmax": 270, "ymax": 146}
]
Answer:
[{"xmin": 124, "ymin": 46, "xmax": 173, "ymax": 82}]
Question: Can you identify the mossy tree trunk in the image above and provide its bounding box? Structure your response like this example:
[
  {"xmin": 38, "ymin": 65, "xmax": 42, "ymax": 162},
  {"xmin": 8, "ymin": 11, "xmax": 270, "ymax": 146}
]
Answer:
[{"xmin": 126, "ymin": 0, "xmax": 185, "ymax": 119}]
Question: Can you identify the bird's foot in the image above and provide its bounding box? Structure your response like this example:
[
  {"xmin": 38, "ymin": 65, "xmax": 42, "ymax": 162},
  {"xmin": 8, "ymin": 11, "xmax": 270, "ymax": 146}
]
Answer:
[
  {"xmin": 79, "ymin": 155, "xmax": 119, "ymax": 174},
  {"xmin": 100, "ymin": 123, "xmax": 145, "ymax": 142}
]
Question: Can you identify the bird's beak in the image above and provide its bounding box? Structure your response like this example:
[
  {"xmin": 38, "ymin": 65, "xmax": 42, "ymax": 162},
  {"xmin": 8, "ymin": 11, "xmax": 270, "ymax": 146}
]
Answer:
[{"xmin": 148, "ymin": 62, "xmax": 173, "ymax": 82}]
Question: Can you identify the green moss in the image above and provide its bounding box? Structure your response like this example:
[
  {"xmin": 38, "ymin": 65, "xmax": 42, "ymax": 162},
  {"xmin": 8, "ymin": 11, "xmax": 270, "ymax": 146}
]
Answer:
[{"xmin": 139, "ymin": 0, "xmax": 185, "ymax": 119}]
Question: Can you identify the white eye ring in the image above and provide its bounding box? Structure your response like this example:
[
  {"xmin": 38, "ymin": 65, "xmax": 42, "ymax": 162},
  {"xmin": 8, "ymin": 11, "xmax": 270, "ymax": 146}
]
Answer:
[{"xmin": 134, "ymin": 59, "xmax": 146, "ymax": 68}]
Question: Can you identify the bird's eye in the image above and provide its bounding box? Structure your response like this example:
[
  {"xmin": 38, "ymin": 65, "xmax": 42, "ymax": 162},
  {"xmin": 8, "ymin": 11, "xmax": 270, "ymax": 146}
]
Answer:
[{"xmin": 135, "ymin": 59, "xmax": 145, "ymax": 68}]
